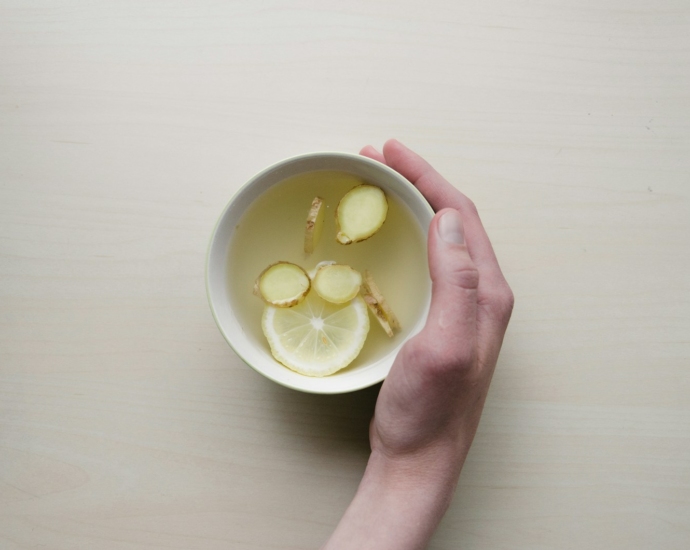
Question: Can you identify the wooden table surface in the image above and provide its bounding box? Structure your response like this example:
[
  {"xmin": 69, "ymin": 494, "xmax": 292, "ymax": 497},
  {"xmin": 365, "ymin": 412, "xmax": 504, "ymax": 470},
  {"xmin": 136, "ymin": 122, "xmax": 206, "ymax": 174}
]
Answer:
[{"xmin": 1, "ymin": 1, "xmax": 689, "ymax": 548}]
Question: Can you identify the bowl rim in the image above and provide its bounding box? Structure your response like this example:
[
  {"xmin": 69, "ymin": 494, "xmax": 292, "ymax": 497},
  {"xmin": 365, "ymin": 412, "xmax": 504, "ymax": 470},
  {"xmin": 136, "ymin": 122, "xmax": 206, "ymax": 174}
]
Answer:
[{"xmin": 205, "ymin": 151, "xmax": 434, "ymax": 394}]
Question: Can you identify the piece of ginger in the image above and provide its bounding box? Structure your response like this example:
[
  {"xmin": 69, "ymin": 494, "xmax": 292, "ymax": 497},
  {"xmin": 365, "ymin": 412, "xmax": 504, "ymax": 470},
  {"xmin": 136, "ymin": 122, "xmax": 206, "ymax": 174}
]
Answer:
[
  {"xmin": 304, "ymin": 196, "xmax": 325, "ymax": 254},
  {"xmin": 254, "ymin": 261, "xmax": 310, "ymax": 307},
  {"xmin": 361, "ymin": 270, "xmax": 401, "ymax": 337},
  {"xmin": 336, "ymin": 185, "xmax": 388, "ymax": 244},
  {"xmin": 312, "ymin": 264, "xmax": 362, "ymax": 304}
]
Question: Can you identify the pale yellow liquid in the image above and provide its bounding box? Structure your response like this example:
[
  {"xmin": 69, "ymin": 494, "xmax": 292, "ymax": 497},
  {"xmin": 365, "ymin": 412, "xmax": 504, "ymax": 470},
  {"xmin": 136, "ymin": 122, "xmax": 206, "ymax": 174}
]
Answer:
[{"xmin": 228, "ymin": 171, "xmax": 430, "ymax": 372}]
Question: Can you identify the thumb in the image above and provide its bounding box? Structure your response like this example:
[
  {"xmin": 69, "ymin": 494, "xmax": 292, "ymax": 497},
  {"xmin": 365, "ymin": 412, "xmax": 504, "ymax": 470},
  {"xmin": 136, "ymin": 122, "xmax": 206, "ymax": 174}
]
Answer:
[{"xmin": 424, "ymin": 208, "xmax": 478, "ymax": 359}]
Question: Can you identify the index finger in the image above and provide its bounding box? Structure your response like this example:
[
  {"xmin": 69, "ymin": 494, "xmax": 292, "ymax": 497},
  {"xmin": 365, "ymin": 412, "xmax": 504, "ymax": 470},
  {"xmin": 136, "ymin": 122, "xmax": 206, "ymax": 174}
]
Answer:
[{"xmin": 378, "ymin": 139, "xmax": 508, "ymax": 289}]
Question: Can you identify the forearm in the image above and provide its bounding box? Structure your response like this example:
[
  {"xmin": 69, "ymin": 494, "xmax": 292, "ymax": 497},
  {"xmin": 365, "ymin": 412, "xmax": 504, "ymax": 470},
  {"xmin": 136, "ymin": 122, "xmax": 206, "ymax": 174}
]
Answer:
[{"xmin": 322, "ymin": 449, "xmax": 460, "ymax": 550}]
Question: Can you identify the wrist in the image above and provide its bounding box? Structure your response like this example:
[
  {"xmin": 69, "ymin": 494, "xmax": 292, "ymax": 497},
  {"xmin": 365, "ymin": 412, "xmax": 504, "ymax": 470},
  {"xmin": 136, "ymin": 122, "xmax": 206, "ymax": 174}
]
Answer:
[
  {"xmin": 363, "ymin": 447, "xmax": 460, "ymax": 519},
  {"xmin": 322, "ymin": 449, "xmax": 460, "ymax": 550}
]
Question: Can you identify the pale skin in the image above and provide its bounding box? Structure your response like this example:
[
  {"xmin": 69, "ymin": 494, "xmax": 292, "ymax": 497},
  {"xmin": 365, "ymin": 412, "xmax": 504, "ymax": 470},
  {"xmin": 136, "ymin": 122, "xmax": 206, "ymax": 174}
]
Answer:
[{"xmin": 322, "ymin": 140, "xmax": 514, "ymax": 550}]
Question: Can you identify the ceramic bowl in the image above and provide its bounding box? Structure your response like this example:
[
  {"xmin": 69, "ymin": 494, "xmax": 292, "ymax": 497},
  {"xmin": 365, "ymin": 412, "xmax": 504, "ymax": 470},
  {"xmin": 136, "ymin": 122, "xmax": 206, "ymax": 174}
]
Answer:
[{"xmin": 206, "ymin": 152, "xmax": 433, "ymax": 393}]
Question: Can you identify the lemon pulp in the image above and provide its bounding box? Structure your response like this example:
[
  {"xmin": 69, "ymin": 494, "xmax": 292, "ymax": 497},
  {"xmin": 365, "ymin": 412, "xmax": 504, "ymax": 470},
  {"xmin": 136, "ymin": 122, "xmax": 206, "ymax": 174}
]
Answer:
[{"xmin": 262, "ymin": 291, "xmax": 369, "ymax": 377}]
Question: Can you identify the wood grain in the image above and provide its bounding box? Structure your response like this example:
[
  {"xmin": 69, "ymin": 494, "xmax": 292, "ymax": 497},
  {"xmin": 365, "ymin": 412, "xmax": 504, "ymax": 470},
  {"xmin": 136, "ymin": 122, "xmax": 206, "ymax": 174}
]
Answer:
[{"xmin": 1, "ymin": 1, "xmax": 688, "ymax": 548}]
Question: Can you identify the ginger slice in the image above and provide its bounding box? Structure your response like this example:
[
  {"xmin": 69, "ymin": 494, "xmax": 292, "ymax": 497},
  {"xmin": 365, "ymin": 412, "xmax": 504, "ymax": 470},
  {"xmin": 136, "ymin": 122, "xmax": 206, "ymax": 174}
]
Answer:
[
  {"xmin": 362, "ymin": 270, "xmax": 401, "ymax": 336},
  {"xmin": 362, "ymin": 294, "xmax": 394, "ymax": 338},
  {"xmin": 336, "ymin": 185, "xmax": 388, "ymax": 244},
  {"xmin": 308, "ymin": 260, "xmax": 336, "ymax": 280},
  {"xmin": 312, "ymin": 264, "xmax": 362, "ymax": 304},
  {"xmin": 304, "ymin": 196, "xmax": 325, "ymax": 254},
  {"xmin": 254, "ymin": 261, "xmax": 310, "ymax": 308}
]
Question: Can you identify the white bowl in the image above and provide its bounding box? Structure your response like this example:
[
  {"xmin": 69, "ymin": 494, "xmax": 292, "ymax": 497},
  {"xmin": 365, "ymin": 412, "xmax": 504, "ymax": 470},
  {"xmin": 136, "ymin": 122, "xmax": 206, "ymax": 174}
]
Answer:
[{"xmin": 206, "ymin": 152, "xmax": 433, "ymax": 394}]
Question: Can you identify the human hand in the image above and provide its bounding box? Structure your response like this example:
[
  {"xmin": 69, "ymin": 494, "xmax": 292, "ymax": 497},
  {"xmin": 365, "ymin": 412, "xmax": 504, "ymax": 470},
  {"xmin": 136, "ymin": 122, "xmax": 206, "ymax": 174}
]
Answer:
[{"xmin": 323, "ymin": 140, "xmax": 514, "ymax": 550}]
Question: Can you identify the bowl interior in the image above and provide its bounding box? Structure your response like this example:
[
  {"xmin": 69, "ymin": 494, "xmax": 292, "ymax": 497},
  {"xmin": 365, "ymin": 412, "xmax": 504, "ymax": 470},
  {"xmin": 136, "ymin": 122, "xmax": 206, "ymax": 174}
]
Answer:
[{"xmin": 206, "ymin": 152, "xmax": 433, "ymax": 393}]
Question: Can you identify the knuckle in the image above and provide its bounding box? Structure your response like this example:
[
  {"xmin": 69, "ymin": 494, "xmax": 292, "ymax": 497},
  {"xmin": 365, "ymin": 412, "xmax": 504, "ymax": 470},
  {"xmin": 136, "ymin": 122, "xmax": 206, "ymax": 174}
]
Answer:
[
  {"xmin": 461, "ymin": 196, "xmax": 479, "ymax": 216},
  {"xmin": 401, "ymin": 338, "xmax": 435, "ymax": 369},
  {"xmin": 403, "ymin": 334, "xmax": 476, "ymax": 382},
  {"xmin": 503, "ymin": 286, "xmax": 515, "ymax": 313},
  {"xmin": 431, "ymin": 249, "xmax": 479, "ymax": 290},
  {"xmin": 453, "ymin": 264, "xmax": 480, "ymax": 290},
  {"xmin": 487, "ymin": 283, "xmax": 515, "ymax": 323}
]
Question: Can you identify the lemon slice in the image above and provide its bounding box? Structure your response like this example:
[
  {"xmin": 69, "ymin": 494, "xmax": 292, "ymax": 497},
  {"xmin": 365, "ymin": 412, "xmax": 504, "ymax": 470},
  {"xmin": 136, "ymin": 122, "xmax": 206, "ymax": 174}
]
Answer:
[{"xmin": 262, "ymin": 291, "xmax": 370, "ymax": 377}]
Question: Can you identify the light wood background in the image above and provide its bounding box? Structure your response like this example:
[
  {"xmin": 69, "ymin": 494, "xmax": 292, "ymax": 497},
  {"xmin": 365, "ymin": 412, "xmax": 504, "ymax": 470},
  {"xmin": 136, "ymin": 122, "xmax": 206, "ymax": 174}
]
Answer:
[{"xmin": 1, "ymin": 1, "xmax": 689, "ymax": 548}]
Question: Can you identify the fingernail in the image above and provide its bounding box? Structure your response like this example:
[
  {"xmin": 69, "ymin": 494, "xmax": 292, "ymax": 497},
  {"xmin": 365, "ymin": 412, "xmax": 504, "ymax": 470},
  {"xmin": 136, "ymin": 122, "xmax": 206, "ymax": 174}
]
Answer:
[{"xmin": 438, "ymin": 209, "xmax": 465, "ymax": 245}]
